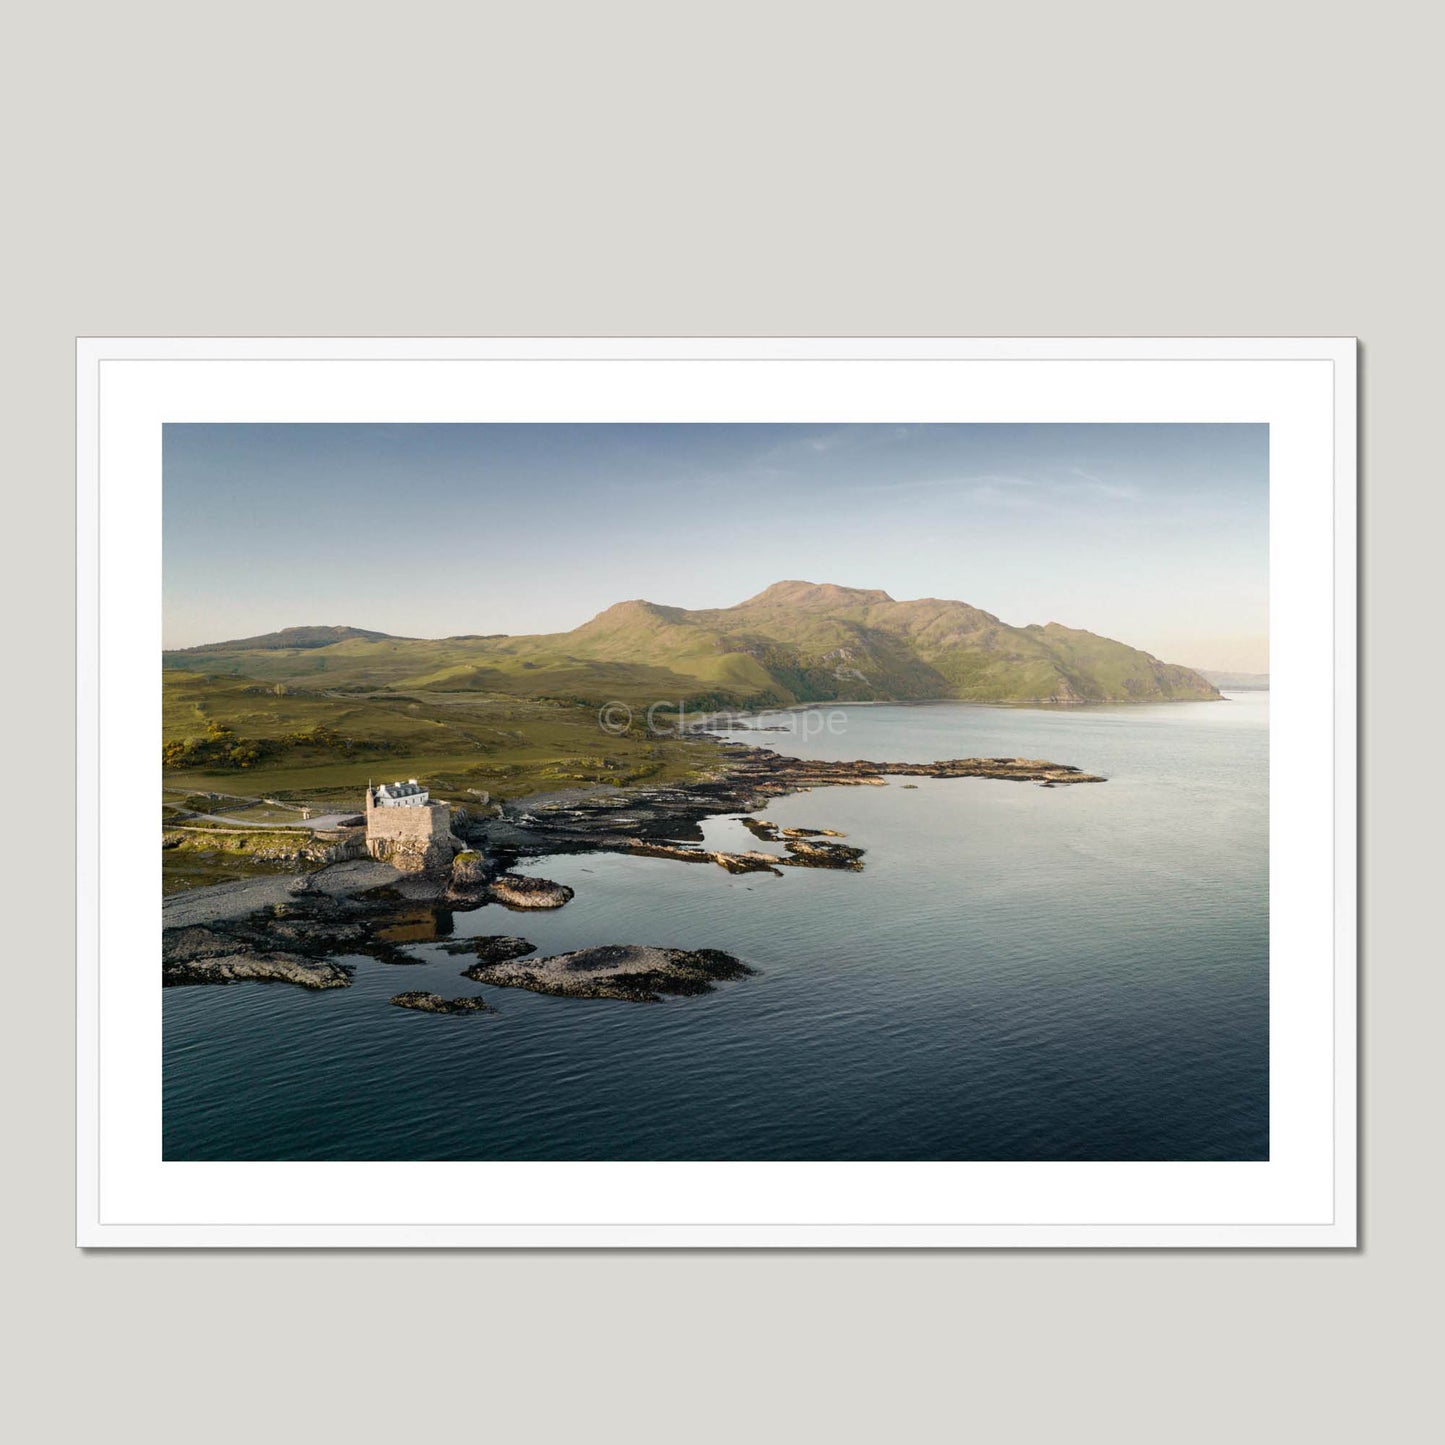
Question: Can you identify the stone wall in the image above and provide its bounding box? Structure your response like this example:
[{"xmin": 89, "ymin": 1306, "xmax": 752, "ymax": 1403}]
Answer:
[{"xmin": 365, "ymin": 797, "xmax": 460, "ymax": 876}]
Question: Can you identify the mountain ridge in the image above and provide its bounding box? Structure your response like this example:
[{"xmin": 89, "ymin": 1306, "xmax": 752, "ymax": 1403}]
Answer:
[
  {"xmin": 165, "ymin": 582, "xmax": 1221, "ymax": 706},
  {"xmin": 173, "ymin": 624, "xmax": 408, "ymax": 653}
]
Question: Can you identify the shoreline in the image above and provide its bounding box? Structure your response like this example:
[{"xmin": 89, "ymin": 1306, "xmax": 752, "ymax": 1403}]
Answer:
[
  {"xmin": 163, "ymin": 740, "xmax": 1108, "ymax": 921},
  {"xmin": 473, "ymin": 742, "xmax": 1105, "ymax": 866},
  {"xmin": 161, "ymin": 857, "xmax": 409, "ymax": 930},
  {"xmin": 162, "ymin": 727, "xmax": 1106, "ymax": 997},
  {"xmin": 685, "ymin": 692, "xmax": 1240, "ymax": 734}
]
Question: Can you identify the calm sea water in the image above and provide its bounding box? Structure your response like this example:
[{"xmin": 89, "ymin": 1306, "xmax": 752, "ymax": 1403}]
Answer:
[{"xmin": 163, "ymin": 694, "xmax": 1268, "ymax": 1160}]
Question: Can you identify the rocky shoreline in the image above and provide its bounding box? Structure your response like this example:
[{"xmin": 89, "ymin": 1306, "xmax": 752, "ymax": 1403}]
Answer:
[
  {"xmin": 467, "ymin": 745, "xmax": 1104, "ymax": 866},
  {"xmin": 162, "ymin": 887, "xmax": 427, "ymax": 988},
  {"xmin": 162, "ymin": 740, "xmax": 1104, "ymax": 999}
]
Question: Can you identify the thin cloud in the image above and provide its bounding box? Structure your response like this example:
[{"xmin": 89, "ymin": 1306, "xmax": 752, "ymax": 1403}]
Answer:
[
  {"xmin": 1067, "ymin": 466, "xmax": 1140, "ymax": 501},
  {"xmin": 848, "ymin": 472, "xmax": 1037, "ymax": 497},
  {"xmin": 847, "ymin": 466, "xmax": 1144, "ymax": 509}
]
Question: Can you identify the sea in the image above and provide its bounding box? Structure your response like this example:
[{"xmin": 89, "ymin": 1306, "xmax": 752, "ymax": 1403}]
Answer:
[{"xmin": 163, "ymin": 693, "xmax": 1268, "ymax": 1161}]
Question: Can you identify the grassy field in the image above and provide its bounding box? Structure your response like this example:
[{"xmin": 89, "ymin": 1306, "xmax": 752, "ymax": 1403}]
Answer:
[
  {"xmin": 162, "ymin": 667, "xmax": 736, "ymax": 892},
  {"xmin": 162, "ymin": 631, "xmax": 776, "ymax": 707},
  {"xmin": 162, "ymin": 669, "xmax": 724, "ymax": 814},
  {"xmin": 161, "ymin": 844, "xmax": 315, "ymax": 895}
]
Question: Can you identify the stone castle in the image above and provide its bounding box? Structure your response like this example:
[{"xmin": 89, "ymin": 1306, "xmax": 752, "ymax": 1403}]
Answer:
[{"xmin": 364, "ymin": 779, "xmax": 462, "ymax": 876}]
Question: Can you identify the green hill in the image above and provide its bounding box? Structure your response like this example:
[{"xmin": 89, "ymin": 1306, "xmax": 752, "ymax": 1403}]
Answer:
[
  {"xmin": 165, "ymin": 581, "xmax": 1220, "ymax": 708},
  {"xmin": 173, "ymin": 624, "xmax": 405, "ymax": 653}
]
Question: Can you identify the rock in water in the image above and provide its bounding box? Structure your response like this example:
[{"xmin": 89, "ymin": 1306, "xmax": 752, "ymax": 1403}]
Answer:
[
  {"xmin": 461, "ymin": 943, "xmax": 756, "ymax": 1003},
  {"xmin": 439, "ymin": 934, "xmax": 537, "ymax": 960},
  {"xmin": 438, "ymin": 936, "xmax": 539, "ymax": 977},
  {"xmin": 389, "ymin": 992, "xmax": 493, "ymax": 1015},
  {"xmin": 780, "ymin": 838, "xmax": 866, "ymax": 869},
  {"xmin": 487, "ymin": 874, "xmax": 575, "ymax": 909},
  {"xmin": 714, "ymin": 851, "xmax": 784, "ymax": 875},
  {"xmin": 624, "ymin": 838, "xmax": 782, "ymax": 874},
  {"xmin": 739, "ymin": 816, "xmax": 781, "ymax": 841},
  {"xmin": 164, "ymin": 950, "xmax": 353, "ymax": 989}
]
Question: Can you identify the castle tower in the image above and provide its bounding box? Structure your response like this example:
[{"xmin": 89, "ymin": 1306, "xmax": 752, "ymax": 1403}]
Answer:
[{"xmin": 363, "ymin": 778, "xmax": 460, "ymax": 877}]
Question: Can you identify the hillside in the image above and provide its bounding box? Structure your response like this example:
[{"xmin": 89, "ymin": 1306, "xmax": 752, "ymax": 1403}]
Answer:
[
  {"xmin": 172, "ymin": 624, "xmax": 406, "ymax": 653},
  {"xmin": 164, "ymin": 581, "xmax": 1220, "ymax": 707}
]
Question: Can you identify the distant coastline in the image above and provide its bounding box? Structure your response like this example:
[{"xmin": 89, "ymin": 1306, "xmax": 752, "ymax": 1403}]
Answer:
[
  {"xmin": 1199, "ymin": 671, "xmax": 1269, "ymax": 691},
  {"xmin": 685, "ymin": 692, "xmax": 1234, "ymax": 734}
]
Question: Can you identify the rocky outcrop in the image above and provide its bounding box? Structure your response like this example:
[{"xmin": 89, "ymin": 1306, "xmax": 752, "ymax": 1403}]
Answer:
[
  {"xmin": 445, "ymin": 848, "xmax": 491, "ymax": 905},
  {"xmin": 487, "ymin": 874, "xmax": 575, "ymax": 910},
  {"xmin": 714, "ymin": 852, "xmax": 785, "ymax": 876},
  {"xmin": 485, "ymin": 746, "xmax": 1105, "ymax": 868},
  {"xmin": 258, "ymin": 916, "xmax": 369, "ymax": 950},
  {"xmin": 165, "ymin": 948, "xmax": 353, "ymax": 989},
  {"xmin": 390, "ymin": 991, "xmax": 493, "ymax": 1015},
  {"xmin": 623, "ymin": 839, "xmax": 783, "ymax": 875},
  {"xmin": 369, "ymin": 836, "xmax": 460, "ymax": 880},
  {"xmin": 450, "ymin": 850, "xmax": 487, "ymax": 887},
  {"xmin": 162, "ymin": 886, "xmax": 424, "ymax": 987},
  {"xmin": 886, "ymin": 756, "xmax": 1106, "ymax": 784},
  {"xmin": 780, "ymin": 838, "xmax": 866, "ymax": 869},
  {"xmin": 318, "ymin": 831, "xmax": 369, "ymax": 863},
  {"xmin": 461, "ymin": 943, "xmax": 756, "ymax": 1003},
  {"xmin": 727, "ymin": 752, "xmax": 1106, "ymax": 789},
  {"xmin": 439, "ymin": 935, "xmax": 538, "ymax": 974},
  {"xmin": 739, "ymin": 817, "xmax": 845, "ymax": 842}
]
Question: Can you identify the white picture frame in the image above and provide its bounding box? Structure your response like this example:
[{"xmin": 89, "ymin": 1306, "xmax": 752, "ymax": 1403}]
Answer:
[{"xmin": 77, "ymin": 336, "xmax": 1356, "ymax": 1248}]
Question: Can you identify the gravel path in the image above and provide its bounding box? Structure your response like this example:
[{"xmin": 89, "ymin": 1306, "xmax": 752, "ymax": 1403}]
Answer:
[{"xmin": 166, "ymin": 810, "xmax": 360, "ymax": 830}]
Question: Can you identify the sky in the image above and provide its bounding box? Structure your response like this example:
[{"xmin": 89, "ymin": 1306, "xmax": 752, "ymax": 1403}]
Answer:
[{"xmin": 163, "ymin": 422, "xmax": 1268, "ymax": 671}]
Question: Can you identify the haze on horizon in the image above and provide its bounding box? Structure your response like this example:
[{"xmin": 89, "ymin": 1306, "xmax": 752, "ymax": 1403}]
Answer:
[{"xmin": 164, "ymin": 422, "xmax": 1268, "ymax": 673}]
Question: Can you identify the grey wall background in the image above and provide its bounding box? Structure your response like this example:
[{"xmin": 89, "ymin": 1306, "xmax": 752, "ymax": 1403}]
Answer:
[{"xmin": 7, "ymin": 1, "xmax": 1437, "ymax": 1440}]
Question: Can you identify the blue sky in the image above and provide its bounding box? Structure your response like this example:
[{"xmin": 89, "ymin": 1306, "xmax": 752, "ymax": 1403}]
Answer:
[{"xmin": 164, "ymin": 422, "xmax": 1268, "ymax": 670}]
